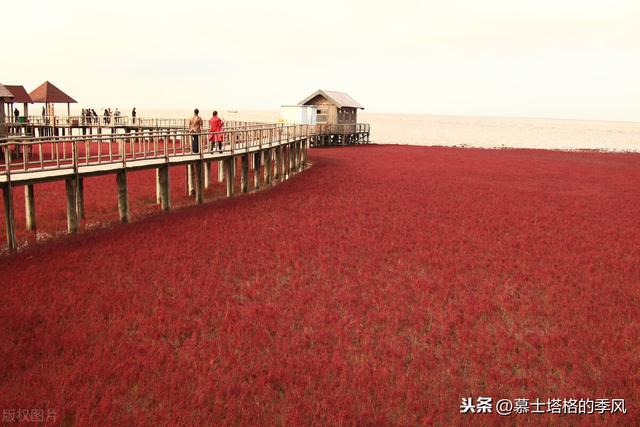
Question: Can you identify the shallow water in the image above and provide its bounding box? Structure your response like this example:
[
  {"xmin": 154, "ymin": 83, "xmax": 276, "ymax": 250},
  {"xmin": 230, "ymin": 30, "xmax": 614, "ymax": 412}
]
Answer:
[{"xmin": 137, "ymin": 109, "xmax": 640, "ymax": 151}]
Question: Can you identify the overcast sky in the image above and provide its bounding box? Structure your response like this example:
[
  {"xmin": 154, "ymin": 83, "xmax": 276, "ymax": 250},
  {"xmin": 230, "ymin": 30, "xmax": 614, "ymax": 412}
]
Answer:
[{"xmin": 3, "ymin": 0, "xmax": 640, "ymax": 121}]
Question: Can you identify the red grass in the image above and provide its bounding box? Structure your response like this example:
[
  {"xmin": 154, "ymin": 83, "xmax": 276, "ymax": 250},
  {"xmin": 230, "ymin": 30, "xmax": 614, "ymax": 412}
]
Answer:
[{"xmin": 1, "ymin": 145, "xmax": 639, "ymax": 425}]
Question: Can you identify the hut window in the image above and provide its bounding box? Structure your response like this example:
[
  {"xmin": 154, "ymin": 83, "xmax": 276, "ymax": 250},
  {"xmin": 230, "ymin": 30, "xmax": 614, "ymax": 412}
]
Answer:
[{"xmin": 316, "ymin": 107, "xmax": 328, "ymax": 124}]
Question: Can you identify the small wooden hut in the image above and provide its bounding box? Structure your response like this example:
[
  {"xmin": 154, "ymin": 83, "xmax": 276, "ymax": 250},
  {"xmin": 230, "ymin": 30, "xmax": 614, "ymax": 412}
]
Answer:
[{"xmin": 298, "ymin": 90, "xmax": 364, "ymax": 125}]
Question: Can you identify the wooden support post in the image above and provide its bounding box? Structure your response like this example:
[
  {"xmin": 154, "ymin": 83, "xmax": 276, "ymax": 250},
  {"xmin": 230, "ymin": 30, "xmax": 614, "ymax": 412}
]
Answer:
[
  {"xmin": 25, "ymin": 184, "xmax": 36, "ymax": 232},
  {"xmin": 274, "ymin": 147, "xmax": 281, "ymax": 182},
  {"xmin": 241, "ymin": 154, "xmax": 249, "ymax": 193},
  {"xmin": 298, "ymin": 141, "xmax": 304, "ymax": 172},
  {"xmin": 195, "ymin": 161, "xmax": 204, "ymax": 204},
  {"xmin": 204, "ymin": 161, "xmax": 210, "ymax": 189},
  {"xmin": 225, "ymin": 157, "xmax": 235, "ymax": 197},
  {"xmin": 187, "ymin": 164, "xmax": 194, "ymax": 196},
  {"xmin": 76, "ymin": 177, "xmax": 85, "ymax": 221},
  {"xmin": 3, "ymin": 185, "xmax": 17, "ymax": 252},
  {"xmin": 218, "ymin": 160, "xmax": 224, "ymax": 183},
  {"xmin": 116, "ymin": 170, "xmax": 130, "ymax": 223},
  {"xmin": 253, "ymin": 151, "xmax": 261, "ymax": 190},
  {"xmin": 158, "ymin": 165, "xmax": 170, "ymax": 211},
  {"xmin": 265, "ymin": 149, "xmax": 273, "ymax": 185},
  {"xmin": 302, "ymin": 139, "xmax": 308, "ymax": 166},
  {"xmin": 293, "ymin": 142, "xmax": 299, "ymax": 172},
  {"xmin": 288, "ymin": 144, "xmax": 295, "ymax": 176},
  {"xmin": 155, "ymin": 168, "xmax": 161, "ymax": 204},
  {"xmin": 65, "ymin": 177, "xmax": 78, "ymax": 233}
]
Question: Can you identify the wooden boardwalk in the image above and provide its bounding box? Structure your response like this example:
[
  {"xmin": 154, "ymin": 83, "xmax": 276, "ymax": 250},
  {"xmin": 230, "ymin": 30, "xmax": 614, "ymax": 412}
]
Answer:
[{"xmin": 1, "ymin": 118, "xmax": 370, "ymax": 253}]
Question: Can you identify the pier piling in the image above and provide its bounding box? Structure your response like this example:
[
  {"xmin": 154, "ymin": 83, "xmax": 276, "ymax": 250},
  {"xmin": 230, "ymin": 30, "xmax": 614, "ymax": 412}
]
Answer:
[
  {"xmin": 195, "ymin": 161, "xmax": 204, "ymax": 204},
  {"xmin": 241, "ymin": 154, "xmax": 249, "ymax": 193},
  {"xmin": 65, "ymin": 177, "xmax": 78, "ymax": 233},
  {"xmin": 3, "ymin": 185, "xmax": 17, "ymax": 252},
  {"xmin": 25, "ymin": 184, "xmax": 36, "ymax": 232},
  {"xmin": 76, "ymin": 178, "xmax": 85, "ymax": 220},
  {"xmin": 158, "ymin": 165, "xmax": 170, "ymax": 211},
  {"xmin": 116, "ymin": 171, "xmax": 130, "ymax": 223},
  {"xmin": 225, "ymin": 157, "xmax": 235, "ymax": 197},
  {"xmin": 254, "ymin": 152, "xmax": 261, "ymax": 190}
]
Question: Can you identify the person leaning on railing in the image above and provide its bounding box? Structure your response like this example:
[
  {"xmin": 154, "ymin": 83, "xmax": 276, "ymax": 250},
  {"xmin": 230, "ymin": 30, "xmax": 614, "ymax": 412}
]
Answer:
[{"xmin": 188, "ymin": 108, "xmax": 203, "ymax": 153}]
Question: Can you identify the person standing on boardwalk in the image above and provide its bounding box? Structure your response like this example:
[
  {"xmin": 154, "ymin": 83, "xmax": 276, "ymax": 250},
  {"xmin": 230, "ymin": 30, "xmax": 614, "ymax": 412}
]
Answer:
[
  {"xmin": 13, "ymin": 108, "xmax": 19, "ymax": 121},
  {"xmin": 131, "ymin": 107, "xmax": 136, "ymax": 124},
  {"xmin": 208, "ymin": 111, "xmax": 224, "ymax": 152},
  {"xmin": 188, "ymin": 108, "xmax": 203, "ymax": 153}
]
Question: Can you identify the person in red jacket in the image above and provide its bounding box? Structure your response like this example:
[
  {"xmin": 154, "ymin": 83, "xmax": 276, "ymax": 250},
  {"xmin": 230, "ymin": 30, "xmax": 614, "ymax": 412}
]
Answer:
[{"xmin": 208, "ymin": 111, "xmax": 224, "ymax": 152}]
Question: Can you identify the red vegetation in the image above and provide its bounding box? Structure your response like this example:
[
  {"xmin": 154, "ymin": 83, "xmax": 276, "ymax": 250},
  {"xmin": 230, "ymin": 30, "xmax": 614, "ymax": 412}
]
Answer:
[{"xmin": 1, "ymin": 146, "xmax": 639, "ymax": 425}]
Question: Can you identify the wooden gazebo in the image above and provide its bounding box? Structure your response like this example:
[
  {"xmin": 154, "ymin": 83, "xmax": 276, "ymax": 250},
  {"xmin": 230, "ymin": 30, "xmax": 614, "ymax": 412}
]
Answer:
[
  {"xmin": 4, "ymin": 85, "xmax": 33, "ymax": 122},
  {"xmin": 0, "ymin": 84, "xmax": 14, "ymax": 135},
  {"xmin": 29, "ymin": 81, "xmax": 77, "ymax": 118}
]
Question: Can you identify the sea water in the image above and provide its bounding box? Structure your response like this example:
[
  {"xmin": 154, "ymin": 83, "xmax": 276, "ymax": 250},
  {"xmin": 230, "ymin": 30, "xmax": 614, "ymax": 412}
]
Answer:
[{"xmin": 124, "ymin": 109, "xmax": 640, "ymax": 152}]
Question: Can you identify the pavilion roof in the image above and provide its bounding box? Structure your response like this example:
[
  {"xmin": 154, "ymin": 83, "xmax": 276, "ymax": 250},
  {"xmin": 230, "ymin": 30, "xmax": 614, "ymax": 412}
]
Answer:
[{"xmin": 29, "ymin": 81, "xmax": 77, "ymax": 103}]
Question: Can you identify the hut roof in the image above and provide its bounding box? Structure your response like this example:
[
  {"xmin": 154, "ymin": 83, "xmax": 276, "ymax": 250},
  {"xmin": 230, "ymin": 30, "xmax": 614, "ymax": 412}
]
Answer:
[
  {"xmin": 29, "ymin": 81, "xmax": 77, "ymax": 103},
  {"xmin": 4, "ymin": 85, "xmax": 33, "ymax": 103},
  {"xmin": 0, "ymin": 83, "xmax": 14, "ymax": 99},
  {"xmin": 298, "ymin": 90, "xmax": 364, "ymax": 109}
]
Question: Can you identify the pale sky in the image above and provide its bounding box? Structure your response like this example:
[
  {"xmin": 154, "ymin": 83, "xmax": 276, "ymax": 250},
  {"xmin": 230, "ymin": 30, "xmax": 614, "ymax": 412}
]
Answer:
[{"xmin": 3, "ymin": 0, "xmax": 640, "ymax": 121}]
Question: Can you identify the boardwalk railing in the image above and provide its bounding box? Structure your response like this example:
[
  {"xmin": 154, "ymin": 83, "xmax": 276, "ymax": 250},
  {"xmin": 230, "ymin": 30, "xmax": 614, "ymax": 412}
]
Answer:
[
  {"xmin": 5, "ymin": 115, "xmax": 269, "ymax": 130},
  {"xmin": 310, "ymin": 123, "xmax": 370, "ymax": 135},
  {"xmin": 0, "ymin": 124, "xmax": 310, "ymax": 182}
]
